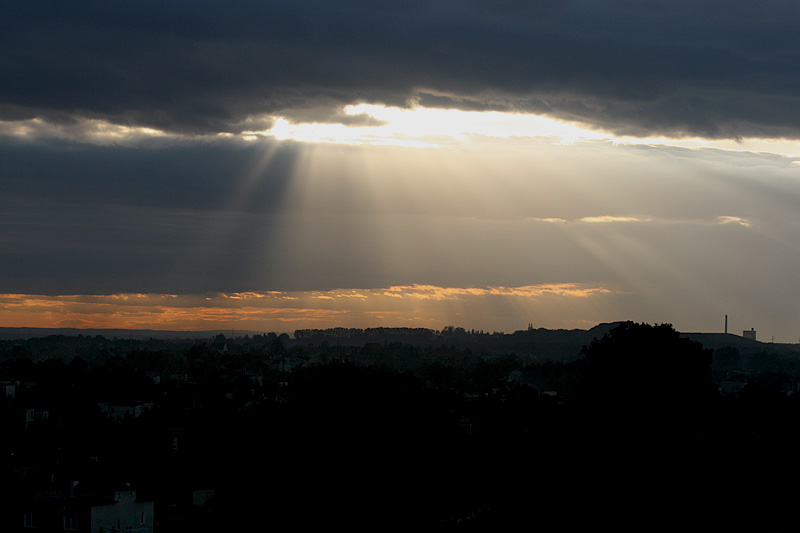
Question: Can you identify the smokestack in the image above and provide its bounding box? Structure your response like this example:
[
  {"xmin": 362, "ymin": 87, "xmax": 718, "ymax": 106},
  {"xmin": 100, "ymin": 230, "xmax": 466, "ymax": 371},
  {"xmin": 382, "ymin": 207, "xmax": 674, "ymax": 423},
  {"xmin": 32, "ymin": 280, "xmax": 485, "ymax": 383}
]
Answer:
[{"xmin": 725, "ymin": 315, "xmax": 728, "ymax": 334}]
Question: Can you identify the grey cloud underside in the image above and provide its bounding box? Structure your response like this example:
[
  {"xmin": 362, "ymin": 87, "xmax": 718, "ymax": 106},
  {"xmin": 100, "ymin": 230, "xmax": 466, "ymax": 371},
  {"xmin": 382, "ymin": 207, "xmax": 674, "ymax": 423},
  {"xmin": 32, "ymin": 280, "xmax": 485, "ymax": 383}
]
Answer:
[{"xmin": 3, "ymin": 1, "xmax": 800, "ymax": 138}]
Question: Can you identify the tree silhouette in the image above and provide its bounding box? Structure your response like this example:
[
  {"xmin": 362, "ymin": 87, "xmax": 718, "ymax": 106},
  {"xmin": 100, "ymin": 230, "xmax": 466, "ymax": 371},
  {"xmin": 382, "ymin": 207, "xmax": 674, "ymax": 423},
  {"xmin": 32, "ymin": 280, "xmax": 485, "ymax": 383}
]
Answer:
[
  {"xmin": 579, "ymin": 321, "xmax": 716, "ymax": 421},
  {"xmin": 574, "ymin": 322, "xmax": 719, "ymax": 528}
]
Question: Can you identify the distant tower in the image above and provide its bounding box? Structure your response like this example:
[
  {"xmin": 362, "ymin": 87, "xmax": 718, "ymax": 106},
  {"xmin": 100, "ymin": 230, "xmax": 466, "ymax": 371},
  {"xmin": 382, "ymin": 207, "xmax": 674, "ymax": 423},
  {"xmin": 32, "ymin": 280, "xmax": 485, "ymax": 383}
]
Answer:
[
  {"xmin": 743, "ymin": 328, "xmax": 756, "ymax": 341},
  {"xmin": 724, "ymin": 315, "xmax": 728, "ymax": 334}
]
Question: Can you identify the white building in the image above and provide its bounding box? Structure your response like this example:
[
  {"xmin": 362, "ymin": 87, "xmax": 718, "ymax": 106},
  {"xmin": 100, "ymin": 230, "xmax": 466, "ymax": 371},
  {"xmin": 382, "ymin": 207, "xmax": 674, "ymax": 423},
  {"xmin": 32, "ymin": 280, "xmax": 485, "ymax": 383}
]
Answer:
[{"xmin": 90, "ymin": 488, "xmax": 154, "ymax": 533}]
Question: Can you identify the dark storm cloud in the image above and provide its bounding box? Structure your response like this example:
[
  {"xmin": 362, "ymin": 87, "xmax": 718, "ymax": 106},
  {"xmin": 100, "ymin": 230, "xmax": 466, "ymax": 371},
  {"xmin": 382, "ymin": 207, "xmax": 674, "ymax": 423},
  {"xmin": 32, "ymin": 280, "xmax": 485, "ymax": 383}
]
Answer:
[
  {"xmin": 0, "ymin": 137, "xmax": 302, "ymax": 294},
  {"xmin": 3, "ymin": 0, "xmax": 800, "ymax": 138},
  {"xmin": 0, "ymin": 137, "xmax": 298, "ymax": 211}
]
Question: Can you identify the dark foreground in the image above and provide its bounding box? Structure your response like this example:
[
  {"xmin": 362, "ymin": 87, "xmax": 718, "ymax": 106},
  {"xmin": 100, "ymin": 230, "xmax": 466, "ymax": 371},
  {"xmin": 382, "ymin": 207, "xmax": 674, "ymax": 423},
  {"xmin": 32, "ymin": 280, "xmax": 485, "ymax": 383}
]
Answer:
[{"xmin": 1, "ymin": 323, "xmax": 797, "ymax": 531}]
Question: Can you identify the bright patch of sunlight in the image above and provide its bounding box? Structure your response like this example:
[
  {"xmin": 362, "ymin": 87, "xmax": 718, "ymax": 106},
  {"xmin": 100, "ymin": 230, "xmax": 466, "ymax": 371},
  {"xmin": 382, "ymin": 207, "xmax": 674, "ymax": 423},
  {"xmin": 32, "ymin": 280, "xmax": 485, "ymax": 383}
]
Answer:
[
  {"xmin": 249, "ymin": 104, "xmax": 800, "ymax": 158},
  {"xmin": 251, "ymin": 105, "xmax": 612, "ymax": 147},
  {"xmin": 5, "ymin": 105, "xmax": 800, "ymax": 158},
  {"xmin": 265, "ymin": 117, "xmax": 438, "ymax": 148}
]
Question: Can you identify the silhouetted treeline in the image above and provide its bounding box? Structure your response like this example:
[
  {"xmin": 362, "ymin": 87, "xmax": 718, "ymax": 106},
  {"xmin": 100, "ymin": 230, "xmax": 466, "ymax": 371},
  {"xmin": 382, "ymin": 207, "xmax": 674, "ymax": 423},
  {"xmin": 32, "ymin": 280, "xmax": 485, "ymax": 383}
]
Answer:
[{"xmin": 1, "ymin": 322, "xmax": 798, "ymax": 531}]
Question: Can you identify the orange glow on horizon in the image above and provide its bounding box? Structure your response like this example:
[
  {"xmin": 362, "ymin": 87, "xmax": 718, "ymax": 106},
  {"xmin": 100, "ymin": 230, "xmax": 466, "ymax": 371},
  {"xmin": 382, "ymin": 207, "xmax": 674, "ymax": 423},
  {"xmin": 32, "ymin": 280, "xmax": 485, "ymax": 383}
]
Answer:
[{"xmin": 0, "ymin": 283, "xmax": 624, "ymax": 333}]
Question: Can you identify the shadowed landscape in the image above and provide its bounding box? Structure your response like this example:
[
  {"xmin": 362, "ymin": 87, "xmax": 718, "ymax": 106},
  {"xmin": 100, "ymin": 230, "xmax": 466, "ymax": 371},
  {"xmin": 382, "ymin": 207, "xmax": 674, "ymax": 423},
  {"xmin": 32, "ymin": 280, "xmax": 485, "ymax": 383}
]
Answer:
[{"xmin": 2, "ymin": 322, "xmax": 797, "ymax": 531}]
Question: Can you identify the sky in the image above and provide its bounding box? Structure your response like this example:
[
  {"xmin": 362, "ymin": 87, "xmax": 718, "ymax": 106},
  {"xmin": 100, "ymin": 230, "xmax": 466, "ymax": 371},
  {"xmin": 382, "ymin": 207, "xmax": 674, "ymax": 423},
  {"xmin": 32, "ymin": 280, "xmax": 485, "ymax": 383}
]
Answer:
[{"xmin": 2, "ymin": 1, "xmax": 800, "ymax": 341}]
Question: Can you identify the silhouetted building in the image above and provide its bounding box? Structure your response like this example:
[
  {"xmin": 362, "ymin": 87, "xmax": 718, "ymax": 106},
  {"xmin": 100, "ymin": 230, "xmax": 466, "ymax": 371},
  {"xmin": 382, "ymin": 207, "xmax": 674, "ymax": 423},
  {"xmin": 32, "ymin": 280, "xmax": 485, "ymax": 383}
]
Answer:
[
  {"xmin": 743, "ymin": 328, "xmax": 756, "ymax": 340},
  {"xmin": 19, "ymin": 484, "xmax": 154, "ymax": 533},
  {"xmin": 719, "ymin": 380, "xmax": 746, "ymax": 395},
  {"xmin": 98, "ymin": 402, "xmax": 143, "ymax": 422},
  {"xmin": 1, "ymin": 380, "xmax": 16, "ymax": 399}
]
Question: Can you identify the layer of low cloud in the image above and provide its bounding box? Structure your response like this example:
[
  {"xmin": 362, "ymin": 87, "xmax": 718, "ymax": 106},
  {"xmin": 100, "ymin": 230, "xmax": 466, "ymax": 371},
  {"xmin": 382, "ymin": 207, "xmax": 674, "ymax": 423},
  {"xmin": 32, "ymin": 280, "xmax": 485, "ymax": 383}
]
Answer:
[
  {"xmin": 3, "ymin": 1, "xmax": 800, "ymax": 138},
  {"xmin": 0, "ymin": 283, "xmax": 623, "ymax": 332}
]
